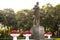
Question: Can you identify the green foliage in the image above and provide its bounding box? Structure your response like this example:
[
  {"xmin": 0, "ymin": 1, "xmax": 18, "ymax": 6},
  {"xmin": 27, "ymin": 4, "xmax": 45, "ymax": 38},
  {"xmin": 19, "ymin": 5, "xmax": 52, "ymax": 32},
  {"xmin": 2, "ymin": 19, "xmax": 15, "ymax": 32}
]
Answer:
[
  {"xmin": 0, "ymin": 4, "xmax": 60, "ymax": 38},
  {"xmin": 16, "ymin": 9, "xmax": 33, "ymax": 30}
]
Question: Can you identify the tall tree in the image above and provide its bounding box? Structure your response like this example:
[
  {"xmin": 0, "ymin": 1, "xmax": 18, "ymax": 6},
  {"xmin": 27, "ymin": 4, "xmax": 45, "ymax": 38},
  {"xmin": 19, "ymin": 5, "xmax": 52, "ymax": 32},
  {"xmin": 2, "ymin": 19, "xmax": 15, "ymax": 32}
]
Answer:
[{"xmin": 3, "ymin": 8, "xmax": 16, "ymax": 27}]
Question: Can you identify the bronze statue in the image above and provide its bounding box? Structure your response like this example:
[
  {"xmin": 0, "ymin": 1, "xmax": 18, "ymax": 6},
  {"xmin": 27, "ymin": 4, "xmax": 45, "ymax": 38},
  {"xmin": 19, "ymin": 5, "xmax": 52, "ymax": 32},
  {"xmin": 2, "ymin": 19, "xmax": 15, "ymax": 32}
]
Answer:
[
  {"xmin": 33, "ymin": 2, "xmax": 40, "ymax": 26},
  {"xmin": 31, "ymin": 2, "xmax": 44, "ymax": 40}
]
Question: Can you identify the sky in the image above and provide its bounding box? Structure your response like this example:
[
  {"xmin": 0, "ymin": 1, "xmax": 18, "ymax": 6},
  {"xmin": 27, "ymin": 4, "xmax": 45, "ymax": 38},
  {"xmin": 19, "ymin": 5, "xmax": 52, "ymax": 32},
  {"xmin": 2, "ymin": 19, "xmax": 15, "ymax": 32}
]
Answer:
[{"xmin": 0, "ymin": 0, "xmax": 60, "ymax": 12}]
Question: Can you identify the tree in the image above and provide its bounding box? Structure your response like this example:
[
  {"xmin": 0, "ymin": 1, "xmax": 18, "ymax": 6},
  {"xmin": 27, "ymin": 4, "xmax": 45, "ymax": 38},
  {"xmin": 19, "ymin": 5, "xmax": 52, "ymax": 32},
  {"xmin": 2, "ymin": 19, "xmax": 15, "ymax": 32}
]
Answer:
[
  {"xmin": 2, "ymin": 8, "xmax": 16, "ymax": 29},
  {"xmin": 16, "ymin": 9, "xmax": 33, "ymax": 30},
  {"xmin": 0, "ymin": 10, "xmax": 4, "ymax": 23}
]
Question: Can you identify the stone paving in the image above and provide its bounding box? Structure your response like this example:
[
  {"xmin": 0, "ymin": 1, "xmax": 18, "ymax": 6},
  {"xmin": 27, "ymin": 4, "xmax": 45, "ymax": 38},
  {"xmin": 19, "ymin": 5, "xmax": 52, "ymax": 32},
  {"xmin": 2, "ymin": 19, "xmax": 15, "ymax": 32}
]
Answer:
[{"xmin": 18, "ymin": 38, "xmax": 54, "ymax": 40}]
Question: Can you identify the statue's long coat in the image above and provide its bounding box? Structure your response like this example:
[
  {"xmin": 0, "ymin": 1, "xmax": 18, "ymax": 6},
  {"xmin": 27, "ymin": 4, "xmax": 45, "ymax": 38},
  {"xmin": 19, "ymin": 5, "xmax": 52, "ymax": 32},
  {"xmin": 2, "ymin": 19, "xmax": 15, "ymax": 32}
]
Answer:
[{"xmin": 33, "ymin": 5, "xmax": 40, "ymax": 19}]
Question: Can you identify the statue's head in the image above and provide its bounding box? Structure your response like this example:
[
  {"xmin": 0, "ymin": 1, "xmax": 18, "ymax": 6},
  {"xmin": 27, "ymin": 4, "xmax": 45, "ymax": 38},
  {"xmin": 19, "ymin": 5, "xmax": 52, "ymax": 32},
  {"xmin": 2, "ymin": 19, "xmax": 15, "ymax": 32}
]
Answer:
[{"xmin": 36, "ymin": 2, "xmax": 39, "ymax": 5}]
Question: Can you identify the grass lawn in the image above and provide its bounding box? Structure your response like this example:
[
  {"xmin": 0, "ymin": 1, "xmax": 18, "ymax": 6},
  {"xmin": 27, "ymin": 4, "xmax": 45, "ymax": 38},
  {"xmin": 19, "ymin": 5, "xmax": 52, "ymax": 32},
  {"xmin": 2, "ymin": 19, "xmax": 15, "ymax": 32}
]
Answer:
[{"xmin": 55, "ymin": 38, "xmax": 60, "ymax": 40}]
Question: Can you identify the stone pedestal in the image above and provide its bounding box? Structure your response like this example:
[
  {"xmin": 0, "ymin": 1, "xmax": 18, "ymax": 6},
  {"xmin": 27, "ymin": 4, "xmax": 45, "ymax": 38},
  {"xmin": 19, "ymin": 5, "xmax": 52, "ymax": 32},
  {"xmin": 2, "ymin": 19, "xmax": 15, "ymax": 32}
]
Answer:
[{"xmin": 30, "ymin": 26, "xmax": 44, "ymax": 40}]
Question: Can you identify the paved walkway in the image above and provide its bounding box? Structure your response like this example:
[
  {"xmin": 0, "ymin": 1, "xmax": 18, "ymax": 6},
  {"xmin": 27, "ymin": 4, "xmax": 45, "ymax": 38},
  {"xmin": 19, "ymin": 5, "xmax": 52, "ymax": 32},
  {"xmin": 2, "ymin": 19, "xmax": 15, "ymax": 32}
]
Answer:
[{"xmin": 18, "ymin": 38, "xmax": 54, "ymax": 40}]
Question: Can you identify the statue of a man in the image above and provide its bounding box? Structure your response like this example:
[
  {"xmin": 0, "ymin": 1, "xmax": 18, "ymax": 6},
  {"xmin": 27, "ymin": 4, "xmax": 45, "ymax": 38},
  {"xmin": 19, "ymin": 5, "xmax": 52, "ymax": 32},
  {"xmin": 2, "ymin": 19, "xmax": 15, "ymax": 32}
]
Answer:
[
  {"xmin": 30, "ymin": 2, "xmax": 44, "ymax": 40},
  {"xmin": 33, "ymin": 2, "xmax": 40, "ymax": 26}
]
